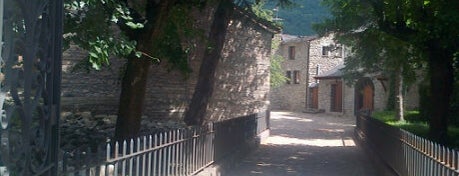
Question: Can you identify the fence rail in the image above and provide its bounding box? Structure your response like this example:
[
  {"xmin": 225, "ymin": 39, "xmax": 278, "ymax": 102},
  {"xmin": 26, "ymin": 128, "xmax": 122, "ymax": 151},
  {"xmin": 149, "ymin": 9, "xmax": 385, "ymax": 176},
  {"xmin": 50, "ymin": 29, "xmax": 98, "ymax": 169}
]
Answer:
[
  {"xmin": 61, "ymin": 112, "xmax": 270, "ymax": 176},
  {"xmin": 356, "ymin": 114, "xmax": 459, "ymax": 176}
]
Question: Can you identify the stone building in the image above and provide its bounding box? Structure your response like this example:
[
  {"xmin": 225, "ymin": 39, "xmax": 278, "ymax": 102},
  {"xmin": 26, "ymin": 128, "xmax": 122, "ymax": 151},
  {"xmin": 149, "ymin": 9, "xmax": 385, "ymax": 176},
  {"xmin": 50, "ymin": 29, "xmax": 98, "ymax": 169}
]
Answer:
[
  {"xmin": 270, "ymin": 33, "xmax": 419, "ymax": 115},
  {"xmin": 61, "ymin": 7, "xmax": 280, "ymax": 122},
  {"xmin": 314, "ymin": 66, "xmax": 388, "ymax": 116},
  {"xmin": 306, "ymin": 34, "xmax": 346, "ymax": 110},
  {"xmin": 270, "ymin": 33, "xmax": 345, "ymax": 111},
  {"xmin": 270, "ymin": 34, "xmax": 315, "ymax": 111},
  {"xmin": 315, "ymin": 67, "xmax": 420, "ymax": 116}
]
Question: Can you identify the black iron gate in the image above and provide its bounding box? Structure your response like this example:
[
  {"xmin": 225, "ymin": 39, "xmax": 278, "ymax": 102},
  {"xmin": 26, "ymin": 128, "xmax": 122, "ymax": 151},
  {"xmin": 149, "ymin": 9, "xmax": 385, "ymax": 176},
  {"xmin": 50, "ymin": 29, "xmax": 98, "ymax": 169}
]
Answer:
[{"xmin": 0, "ymin": 0, "xmax": 63, "ymax": 175}]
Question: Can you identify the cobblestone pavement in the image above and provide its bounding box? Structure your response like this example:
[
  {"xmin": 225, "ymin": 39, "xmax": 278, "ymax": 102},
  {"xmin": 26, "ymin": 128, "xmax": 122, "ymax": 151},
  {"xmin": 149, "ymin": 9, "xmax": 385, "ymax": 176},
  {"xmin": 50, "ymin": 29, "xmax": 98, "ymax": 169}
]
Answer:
[{"xmin": 224, "ymin": 111, "xmax": 378, "ymax": 176}]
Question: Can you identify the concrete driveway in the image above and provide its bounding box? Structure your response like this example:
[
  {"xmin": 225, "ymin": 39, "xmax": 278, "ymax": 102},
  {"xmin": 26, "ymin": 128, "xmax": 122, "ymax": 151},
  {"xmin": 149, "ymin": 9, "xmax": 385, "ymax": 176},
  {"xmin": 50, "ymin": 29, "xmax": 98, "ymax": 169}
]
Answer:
[{"xmin": 224, "ymin": 111, "xmax": 378, "ymax": 176}]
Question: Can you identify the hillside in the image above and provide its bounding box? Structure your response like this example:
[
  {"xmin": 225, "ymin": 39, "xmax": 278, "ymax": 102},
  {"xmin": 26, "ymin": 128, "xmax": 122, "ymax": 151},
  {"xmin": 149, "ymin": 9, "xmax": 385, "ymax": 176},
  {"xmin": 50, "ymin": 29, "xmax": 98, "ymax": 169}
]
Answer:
[{"xmin": 267, "ymin": 0, "xmax": 330, "ymax": 36}]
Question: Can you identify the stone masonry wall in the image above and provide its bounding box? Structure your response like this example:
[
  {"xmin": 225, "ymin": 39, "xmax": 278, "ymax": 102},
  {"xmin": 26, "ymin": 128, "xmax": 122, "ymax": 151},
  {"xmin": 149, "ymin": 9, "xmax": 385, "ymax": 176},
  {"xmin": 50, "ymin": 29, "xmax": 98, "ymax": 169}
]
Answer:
[
  {"xmin": 270, "ymin": 36, "xmax": 309, "ymax": 111},
  {"xmin": 207, "ymin": 11, "xmax": 275, "ymax": 121},
  {"xmin": 373, "ymin": 78, "xmax": 388, "ymax": 112},
  {"xmin": 317, "ymin": 77, "xmax": 388, "ymax": 117},
  {"xmin": 342, "ymin": 82, "xmax": 355, "ymax": 116},
  {"xmin": 317, "ymin": 79, "xmax": 332, "ymax": 114},
  {"xmin": 308, "ymin": 34, "xmax": 344, "ymax": 84},
  {"xmin": 61, "ymin": 7, "xmax": 276, "ymax": 121},
  {"xmin": 61, "ymin": 46, "xmax": 123, "ymax": 114}
]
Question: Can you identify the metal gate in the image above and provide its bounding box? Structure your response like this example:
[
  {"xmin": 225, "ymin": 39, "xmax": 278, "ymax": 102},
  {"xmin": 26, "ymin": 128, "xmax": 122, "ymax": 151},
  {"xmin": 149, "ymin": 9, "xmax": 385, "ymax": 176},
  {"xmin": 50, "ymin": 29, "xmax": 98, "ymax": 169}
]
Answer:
[{"xmin": 0, "ymin": 0, "xmax": 63, "ymax": 175}]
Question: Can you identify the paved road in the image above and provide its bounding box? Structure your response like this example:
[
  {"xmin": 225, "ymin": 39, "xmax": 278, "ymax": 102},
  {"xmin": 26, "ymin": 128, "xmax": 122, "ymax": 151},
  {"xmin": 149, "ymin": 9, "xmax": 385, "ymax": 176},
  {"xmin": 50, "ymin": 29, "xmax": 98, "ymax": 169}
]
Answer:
[{"xmin": 224, "ymin": 111, "xmax": 378, "ymax": 176}]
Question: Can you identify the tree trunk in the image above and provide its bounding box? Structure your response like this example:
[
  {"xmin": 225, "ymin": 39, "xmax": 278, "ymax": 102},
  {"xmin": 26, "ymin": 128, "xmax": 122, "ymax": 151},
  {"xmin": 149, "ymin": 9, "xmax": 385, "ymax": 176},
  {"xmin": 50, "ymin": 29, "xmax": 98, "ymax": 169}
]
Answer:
[
  {"xmin": 184, "ymin": 0, "xmax": 234, "ymax": 126},
  {"xmin": 396, "ymin": 67, "xmax": 404, "ymax": 121},
  {"xmin": 115, "ymin": 1, "xmax": 174, "ymax": 141},
  {"xmin": 427, "ymin": 43, "xmax": 454, "ymax": 145},
  {"xmin": 115, "ymin": 55, "xmax": 150, "ymax": 141}
]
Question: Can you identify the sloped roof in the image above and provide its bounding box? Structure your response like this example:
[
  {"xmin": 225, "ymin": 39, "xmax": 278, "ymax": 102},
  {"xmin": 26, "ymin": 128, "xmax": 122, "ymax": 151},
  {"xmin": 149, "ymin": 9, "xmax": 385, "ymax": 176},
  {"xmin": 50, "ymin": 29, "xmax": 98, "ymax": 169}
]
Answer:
[
  {"xmin": 315, "ymin": 64, "xmax": 345, "ymax": 79},
  {"xmin": 281, "ymin": 34, "xmax": 317, "ymax": 43},
  {"xmin": 233, "ymin": 6, "xmax": 282, "ymax": 34},
  {"xmin": 309, "ymin": 82, "xmax": 319, "ymax": 88}
]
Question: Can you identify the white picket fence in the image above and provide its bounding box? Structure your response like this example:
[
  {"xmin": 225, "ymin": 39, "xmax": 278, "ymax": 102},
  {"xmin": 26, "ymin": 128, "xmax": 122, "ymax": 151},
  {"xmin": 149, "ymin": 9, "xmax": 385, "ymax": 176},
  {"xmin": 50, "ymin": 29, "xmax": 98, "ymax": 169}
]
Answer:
[
  {"xmin": 356, "ymin": 114, "xmax": 459, "ymax": 176},
  {"xmin": 63, "ymin": 124, "xmax": 214, "ymax": 176},
  {"xmin": 61, "ymin": 113, "xmax": 270, "ymax": 176}
]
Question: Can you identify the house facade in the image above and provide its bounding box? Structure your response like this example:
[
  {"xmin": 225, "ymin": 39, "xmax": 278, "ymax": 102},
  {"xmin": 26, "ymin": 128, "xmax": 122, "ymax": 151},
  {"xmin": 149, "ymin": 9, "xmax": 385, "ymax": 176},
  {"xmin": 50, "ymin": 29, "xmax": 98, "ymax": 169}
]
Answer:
[
  {"xmin": 270, "ymin": 34, "xmax": 313, "ymax": 111},
  {"xmin": 270, "ymin": 33, "xmax": 345, "ymax": 112},
  {"xmin": 314, "ymin": 68, "xmax": 388, "ymax": 116},
  {"xmin": 315, "ymin": 68, "xmax": 420, "ymax": 116},
  {"xmin": 306, "ymin": 34, "xmax": 346, "ymax": 110},
  {"xmin": 270, "ymin": 33, "xmax": 419, "ymax": 116}
]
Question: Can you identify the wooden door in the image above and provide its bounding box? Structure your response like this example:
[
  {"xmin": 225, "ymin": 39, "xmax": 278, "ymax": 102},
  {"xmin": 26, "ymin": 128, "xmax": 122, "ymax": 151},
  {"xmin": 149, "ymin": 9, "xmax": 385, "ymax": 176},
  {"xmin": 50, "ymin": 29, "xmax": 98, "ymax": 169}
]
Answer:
[
  {"xmin": 310, "ymin": 87, "xmax": 319, "ymax": 109},
  {"xmin": 362, "ymin": 84, "xmax": 374, "ymax": 110},
  {"xmin": 330, "ymin": 81, "xmax": 343, "ymax": 112}
]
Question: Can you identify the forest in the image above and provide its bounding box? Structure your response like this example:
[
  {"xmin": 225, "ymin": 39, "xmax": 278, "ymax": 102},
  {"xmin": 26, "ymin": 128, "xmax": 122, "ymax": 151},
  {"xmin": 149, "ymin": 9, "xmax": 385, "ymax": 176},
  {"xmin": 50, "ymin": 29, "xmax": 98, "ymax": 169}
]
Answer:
[{"xmin": 265, "ymin": 0, "xmax": 330, "ymax": 35}]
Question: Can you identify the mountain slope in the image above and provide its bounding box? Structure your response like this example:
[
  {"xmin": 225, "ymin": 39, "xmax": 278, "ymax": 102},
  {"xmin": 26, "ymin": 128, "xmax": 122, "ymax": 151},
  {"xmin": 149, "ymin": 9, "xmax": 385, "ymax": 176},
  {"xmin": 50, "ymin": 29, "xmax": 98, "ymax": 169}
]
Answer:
[{"xmin": 268, "ymin": 0, "xmax": 330, "ymax": 36}]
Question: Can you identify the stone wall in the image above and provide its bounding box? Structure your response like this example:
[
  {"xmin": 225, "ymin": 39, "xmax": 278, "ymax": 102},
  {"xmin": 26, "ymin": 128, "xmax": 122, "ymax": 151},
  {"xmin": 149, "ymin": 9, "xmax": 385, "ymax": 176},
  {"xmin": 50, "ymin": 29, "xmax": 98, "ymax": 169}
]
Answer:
[
  {"xmin": 61, "ymin": 7, "xmax": 277, "ymax": 121},
  {"xmin": 208, "ymin": 11, "xmax": 274, "ymax": 121},
  {"xmin": 342, "ymin": 82, "xmax": 355, "ymax": 115},
  {"xmin": 317, "ymin": 79, "xmax": 332, "ymax": 114},
  {"xmin": 317, "ymin": 77, "xmax": 389, "ymax": 117},
  {"xmin": 373, "ymin": 78, "xmax": 388, "ymax": 112},
  {"xmin": 61, "ymin": 46, "xmax": 123, "ymax": 114},
  {"xmin": 308, "ymin": 34, "xmax": 344, "ymax": 85},
  {"xmin": 270, "ymin": 35, "xmax": 310, "ymax": 111}
]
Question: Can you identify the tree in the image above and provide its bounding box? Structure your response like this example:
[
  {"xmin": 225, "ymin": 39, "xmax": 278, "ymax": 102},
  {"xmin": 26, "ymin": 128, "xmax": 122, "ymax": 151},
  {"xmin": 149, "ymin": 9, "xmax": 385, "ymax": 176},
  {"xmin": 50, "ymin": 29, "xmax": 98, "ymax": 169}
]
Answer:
[
  {"xmin": 270, "ymin": 35, "xmax": 288, "ymax": 88},
  {"xmin": 184, "ymin": 0, "xmax": 291, "ymax": 125},
  {"xmin": 315, "ymin": 0, "xmax": 459, "ymax": 144},
  {"xmin": 328, "ymin": 28, "xmax": 417, "ymax": 121},
  {"xmin": 65, "ymin": 0, "xmax": 291, "ymax": 140},
  {"xmin": 183, "ymin": 0, "xmax": 235, "ymax": 126},
  {"xmin": 65, "ymin": 0, "xmax": 203, "ymax": 140}
]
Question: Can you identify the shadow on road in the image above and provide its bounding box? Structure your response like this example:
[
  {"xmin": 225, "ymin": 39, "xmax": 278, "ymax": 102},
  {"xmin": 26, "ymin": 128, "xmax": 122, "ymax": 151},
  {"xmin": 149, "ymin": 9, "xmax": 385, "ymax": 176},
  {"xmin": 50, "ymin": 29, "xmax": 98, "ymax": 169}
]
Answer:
[{"xmin": 223, "ymin": 111, "xmax": 377, "ymax": 176}]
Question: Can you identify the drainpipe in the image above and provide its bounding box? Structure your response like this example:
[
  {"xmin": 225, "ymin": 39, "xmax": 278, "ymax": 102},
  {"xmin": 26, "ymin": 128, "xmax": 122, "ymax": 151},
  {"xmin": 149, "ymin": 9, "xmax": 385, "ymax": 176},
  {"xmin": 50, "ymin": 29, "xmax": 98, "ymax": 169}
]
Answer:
[
  {"xmin": 304, "ymin": 40, "xmax": 310, "ymax": 109},
  {"xmin": 315, "ymin": 64, "xmax": 320, "ymax": 83}
]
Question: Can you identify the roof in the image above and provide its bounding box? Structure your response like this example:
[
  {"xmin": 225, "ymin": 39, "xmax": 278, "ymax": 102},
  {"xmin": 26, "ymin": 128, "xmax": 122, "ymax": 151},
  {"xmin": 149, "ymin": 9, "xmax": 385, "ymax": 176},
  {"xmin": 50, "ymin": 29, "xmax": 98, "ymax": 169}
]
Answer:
[
  {"xmin": 315, "ymin": 64, "xmax": 345, "ymax": 79},
  {"xmin": 309, "ymin": 82, "xmax": 319, "ymax": 88},
  {"xmin": 281, "ymin": 34, "xmax": 317, "ymax": 43},
  {"xmin": 233, "ymin": 7, "xmax": 282, "ymax": 34}
]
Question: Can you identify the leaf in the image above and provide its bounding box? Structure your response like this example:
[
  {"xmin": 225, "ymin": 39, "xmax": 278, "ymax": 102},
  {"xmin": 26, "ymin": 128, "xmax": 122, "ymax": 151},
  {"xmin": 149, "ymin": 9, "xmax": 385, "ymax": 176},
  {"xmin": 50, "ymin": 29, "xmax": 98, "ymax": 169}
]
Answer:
[
  {"xmin": 89, "ymin": 52, "xmax": 99, "ymax": 59},
  {"xmin": 135, "ymin": 51, "xmax": 142, "ymax": 58},
  {"xmin": 125, "ymin": 21, "xmax": 144, "ymax": 29},
  {"xmin": 423, "ymin": 1, "xmax": 431, "ymax": 6}
]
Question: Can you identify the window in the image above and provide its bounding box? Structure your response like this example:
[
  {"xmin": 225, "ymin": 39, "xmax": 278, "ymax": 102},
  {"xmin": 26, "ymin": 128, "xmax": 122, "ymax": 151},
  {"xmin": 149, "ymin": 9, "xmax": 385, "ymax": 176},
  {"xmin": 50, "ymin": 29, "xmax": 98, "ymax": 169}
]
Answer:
[
  {"xmin": 335, "ymin": 47, "xmax": 343, "ymax": 57},
  {"xmin": 322, "ymin": 46, "xmax": 332, "ymax": 56},
  {"xmin": 286, "ymin": 71, "xmax": 292, "ymax": 84},
  {"xmin": 323, "ymin": 45, "xmax": 343, "ymax": 57},
  {"xmin": 288, "ymin": 46, "xmax": 295, "ymax": 60},
  {"xmin": 293, "ymin": 70, "xmax": 300, "ymax": 84}
]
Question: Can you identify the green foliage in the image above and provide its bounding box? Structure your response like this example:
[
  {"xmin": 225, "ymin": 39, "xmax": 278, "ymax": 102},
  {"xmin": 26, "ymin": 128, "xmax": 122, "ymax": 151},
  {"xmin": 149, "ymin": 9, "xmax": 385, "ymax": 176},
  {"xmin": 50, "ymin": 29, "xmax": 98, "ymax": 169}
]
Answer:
[
  {"xmin": 373, "ymin": 110, "xmax": 429, "ymax": 136},
  {"xmin": 263, "ymin": 0, "xmax": 330, "ymax": 35},
  {"xmin": 64, "ymin": 0, "xmax": 205, "ymax": 73},
  {"xmin": 270, "ymin": 55, "xmax": 288, "ymax": 87},
  {"xmin": 315, "ymin": 0, "xmax": 459, "ymax": 144},
  {"xmin": 152, "ymin": 5, "xmax": 199, "ymax": 76},
  {"xmin": 250, "ymin": 1, "xmax": 274, "ymax": 21},
  {"xmin": 270, "ymin": 36, "xmax": 288, "ymax": 87},
  {"xmin": 64, "ymin": 0, "xmax": 140, "ymax": 70},
  {"xmin": 373, "ymin": 110, "xmax": 459, "ymax": 148},
  {"xmin": 452, "ymin": 59, "xmax": 459, "ymax": 126}
]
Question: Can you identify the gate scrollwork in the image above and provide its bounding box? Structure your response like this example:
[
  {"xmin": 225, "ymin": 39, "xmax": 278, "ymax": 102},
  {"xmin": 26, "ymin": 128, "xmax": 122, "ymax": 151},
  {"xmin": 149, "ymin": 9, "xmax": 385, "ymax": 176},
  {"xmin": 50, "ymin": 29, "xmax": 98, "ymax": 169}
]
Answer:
[{"xmin": 0, "ymin": 0, "xmax": 62, "ymax": 175}]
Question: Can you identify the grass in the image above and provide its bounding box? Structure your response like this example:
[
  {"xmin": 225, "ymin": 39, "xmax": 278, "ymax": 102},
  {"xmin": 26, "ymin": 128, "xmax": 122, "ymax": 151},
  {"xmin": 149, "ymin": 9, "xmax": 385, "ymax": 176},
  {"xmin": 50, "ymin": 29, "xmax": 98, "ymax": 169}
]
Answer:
[{"xmin": 372, "ymin": 110, "xmax": 459, "ymax": 149}]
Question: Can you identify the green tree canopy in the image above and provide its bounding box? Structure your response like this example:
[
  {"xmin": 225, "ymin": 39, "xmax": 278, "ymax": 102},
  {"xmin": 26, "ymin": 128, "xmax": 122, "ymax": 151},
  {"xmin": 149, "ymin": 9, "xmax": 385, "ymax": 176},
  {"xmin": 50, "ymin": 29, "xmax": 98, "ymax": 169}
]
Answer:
[
  {"xmin": 315, "ymin": 0, "xmax": 459, "ymax": 144},
  {"xmin": 64, "ymin": 0, "xmax": 290, "ymax": 140}
]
